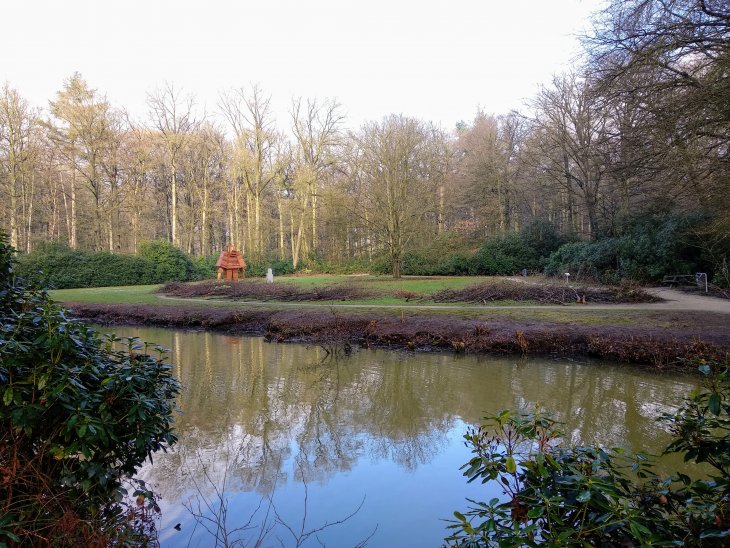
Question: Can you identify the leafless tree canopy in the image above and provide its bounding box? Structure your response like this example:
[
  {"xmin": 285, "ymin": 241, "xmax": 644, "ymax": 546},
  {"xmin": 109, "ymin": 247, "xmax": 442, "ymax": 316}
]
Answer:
[{"xmin": 0, "ymin": 1, "xmax": 727, "ymax": 277}]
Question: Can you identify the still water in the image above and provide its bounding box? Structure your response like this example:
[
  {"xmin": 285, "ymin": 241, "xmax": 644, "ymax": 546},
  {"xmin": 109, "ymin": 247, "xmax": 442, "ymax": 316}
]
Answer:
[{"xmin": 100, "ymin": 326, "xmax": 699, "ymax": 547}]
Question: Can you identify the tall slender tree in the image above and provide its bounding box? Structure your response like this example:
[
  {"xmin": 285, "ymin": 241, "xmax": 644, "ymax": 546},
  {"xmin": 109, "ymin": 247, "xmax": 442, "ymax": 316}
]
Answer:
[
  {"xmin": 48, "ymin": 73, "xmax": 116, "ymax": 250},
  {"xmin": 0, "ymin": 84, "xmax": 37, "ymax": 250},
  {"xmin": 219, "ymin": 85, "xmax": 281, "ymax": 258},
  {"xmin": 147, "ymin": 83, "xmax": 198, "ymax": 247}
]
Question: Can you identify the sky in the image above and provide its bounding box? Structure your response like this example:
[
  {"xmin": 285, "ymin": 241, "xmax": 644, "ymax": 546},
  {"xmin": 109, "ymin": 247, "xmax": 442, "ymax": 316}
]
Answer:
[{"xmin": 2, "ymin": 0, "xmax": 605, "ymax": 131}]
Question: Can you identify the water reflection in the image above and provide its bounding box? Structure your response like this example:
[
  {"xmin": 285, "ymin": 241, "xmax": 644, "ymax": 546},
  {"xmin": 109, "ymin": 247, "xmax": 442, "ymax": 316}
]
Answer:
[{"xmin": 99, "ymin": 327, "xmax": 699, "ymax": 547}]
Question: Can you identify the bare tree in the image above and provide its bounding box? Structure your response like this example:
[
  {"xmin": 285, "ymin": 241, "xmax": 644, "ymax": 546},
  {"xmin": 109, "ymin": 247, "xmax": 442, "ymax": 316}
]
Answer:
[
  {"xmin": 219, "ymin": 85, "xmax": 281, "ymax": 258},
  {"xmin": 586, "ymin": 0, "xmax": 730, "ymax": 236},
  {"xmin": 0, "ymin": 84, "xmax": 38, "ymax": 251},
  {"xmin": 48, "ymin": 73, "xmax": 117, "ymax": 250},
  {"xmin": 147, "ymin": 83, "xmax": 197, "ymax": 247},
  {"xmin": 355, "ymin": 115, "xmax": 445, "ymax": 278},
  {"xmin": 530, "ymin": 73, "xmax": 611, "ymax": 237},
  {"xmin": 291, "ymin": 97, "xmax": 344, "ymax": 256}
]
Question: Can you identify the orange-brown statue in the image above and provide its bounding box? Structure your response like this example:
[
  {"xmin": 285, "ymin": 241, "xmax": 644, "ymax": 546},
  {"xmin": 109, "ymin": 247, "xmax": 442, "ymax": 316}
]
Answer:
[{"xmin": 216, "ymin": 246, "xmax": 246, "ymax": 281}]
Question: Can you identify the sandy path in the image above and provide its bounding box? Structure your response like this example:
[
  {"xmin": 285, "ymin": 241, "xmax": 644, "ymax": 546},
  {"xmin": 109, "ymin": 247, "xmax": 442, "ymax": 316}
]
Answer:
[{"xmin": 641, "ymin": 288, "xmax": 730, "ymax": 313}]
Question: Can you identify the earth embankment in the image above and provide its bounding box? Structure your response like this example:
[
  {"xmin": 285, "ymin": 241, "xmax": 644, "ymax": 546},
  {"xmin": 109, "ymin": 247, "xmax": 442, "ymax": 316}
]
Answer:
[{"xmin": 65, "ymin": 299, "xmax": 729, "ymax": 370}]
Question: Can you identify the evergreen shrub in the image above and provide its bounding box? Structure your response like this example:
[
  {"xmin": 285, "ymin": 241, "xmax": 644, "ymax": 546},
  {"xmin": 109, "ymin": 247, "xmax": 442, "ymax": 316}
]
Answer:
[
  {"xmin": 544, "ymin": 214, "xmax": 709, "ymax": 284},
  {"xmin": 15, "ymin": 240, "xmax": 207, "ymax": 288},
  {"xmin": 0, "ymin": 233, "xmax": 180, "ymax": 544},
  {"xmin": 447, "ymin": 361, "xmax": 730, "ymax": 546}
]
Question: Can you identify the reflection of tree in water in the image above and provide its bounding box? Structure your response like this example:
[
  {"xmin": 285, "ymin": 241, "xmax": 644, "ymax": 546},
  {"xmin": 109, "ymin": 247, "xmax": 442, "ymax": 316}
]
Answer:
[
  {"xmin": 293, "ymin": 359, "xmax": 362, "ymax": 483},
  {"xmin": 502, "ymin": 361, "xmax": 692, "ymax": 450},
  {"xmin": 357, "ymin": 355, "xmax": 456, "ymax": 469},
  {"xmin": 140, "ymin": 336, "xmax": 471, "ymax": 500},
  {"xmin": 293, "ymin": 351, "xmax": 462, "ymax": 479},
  {"xmin": 124, "ymin": 328, "xmax": 698, "ymax": 510}
]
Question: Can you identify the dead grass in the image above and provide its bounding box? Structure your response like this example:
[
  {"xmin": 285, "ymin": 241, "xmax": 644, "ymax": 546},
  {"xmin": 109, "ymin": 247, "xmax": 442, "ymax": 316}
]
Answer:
[
  {"xmin": 66, "ymin": 302, "xmax": 730, "ymax": 369},
  {"xmin": 160, "ymin": 279, "xmax": 374, "ymax": 301}
]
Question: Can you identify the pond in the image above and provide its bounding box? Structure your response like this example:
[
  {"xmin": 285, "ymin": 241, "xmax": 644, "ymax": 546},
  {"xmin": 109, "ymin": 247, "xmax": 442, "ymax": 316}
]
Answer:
[{"xmin": 100, "ymin": 326, "xmax": 699, "ymax": 547}]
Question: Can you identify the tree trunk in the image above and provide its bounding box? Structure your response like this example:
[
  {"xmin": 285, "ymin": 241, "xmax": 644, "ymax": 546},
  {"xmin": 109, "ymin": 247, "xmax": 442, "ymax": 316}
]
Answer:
[
  {"xmin": 254, "ymin": 192, "xmax": 261, "ymax": 258},
  {"xmin": 201, "ymin": 179, "xmax": 209, "ymax": 257},
  {"xmin": 437, "ymin": 182, "xmax": 445, "ymax": 234},
  {"xmin": 311, "ymin": 180, "xmax": 317, "ymax": 253},
  {"xmin": 24, "ymin": 168, "xmax": 35, "ymax": 253},
  {"xmin": 9, "ymin": 166, "xmax": 18, "ymax": 249},
  {"xmin": 391, "ymin": 250, "xmax": 401, "ymax": 279},
  {"xmin": 245, "ymin": 190, "xmax": 253, "ymax": 255},
  {"xmin": 171, "ymin": 162, "xmax": 178, "ymax": 246},
  {"xmin": 277, "ymin": 195, "xmax": 285, "ymax": 260},
  {"xmin": 70, "ymin": 166, "xmax": 77, "ymax": 249}
]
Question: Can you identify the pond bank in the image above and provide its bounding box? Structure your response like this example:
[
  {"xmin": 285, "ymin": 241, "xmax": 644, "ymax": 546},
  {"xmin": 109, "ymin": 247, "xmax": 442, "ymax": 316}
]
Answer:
[{"xmin": 65, "ymin": 302, "xmax": 728, "ymax": 369}]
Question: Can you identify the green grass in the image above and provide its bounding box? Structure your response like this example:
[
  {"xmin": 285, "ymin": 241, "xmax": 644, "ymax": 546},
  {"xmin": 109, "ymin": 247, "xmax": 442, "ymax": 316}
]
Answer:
[
  {"xmin": 46, "ymin": 278, "xmax": 623, "ymax": 327},
  {"xmin": 48, "ymin": 276, "xmax": 532, "ymax": 310},
  {"xmin": 50, "ymin": 285, "xmax": 165, "ymax": 305},
  {"xmin": 49, "ymin": 276, "xmax": 719, "ymax": 332}
]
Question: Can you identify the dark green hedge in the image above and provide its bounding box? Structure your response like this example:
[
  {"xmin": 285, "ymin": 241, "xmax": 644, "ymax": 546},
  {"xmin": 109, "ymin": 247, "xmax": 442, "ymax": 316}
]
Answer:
[
  {"xmin": 544, "ymin": 214, "xmax": 712, "ymax": 284},
  {"xmin": 15, "ymin": 241, "xmax": 206, "ymax": 289}
]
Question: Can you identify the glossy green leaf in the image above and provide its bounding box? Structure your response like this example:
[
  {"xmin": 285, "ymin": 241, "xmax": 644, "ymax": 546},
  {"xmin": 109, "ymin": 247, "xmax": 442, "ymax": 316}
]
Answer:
[{"xmin": 506, "ymin": 456, "xmax": 516, "ymax": 474}]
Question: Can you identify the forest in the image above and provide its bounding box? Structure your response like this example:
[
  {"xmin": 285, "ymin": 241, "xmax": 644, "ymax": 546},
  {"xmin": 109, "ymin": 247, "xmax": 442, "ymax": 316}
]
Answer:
[{"xmin": 1, "ymin": 0, "xmax": 728, "ymax": 284}]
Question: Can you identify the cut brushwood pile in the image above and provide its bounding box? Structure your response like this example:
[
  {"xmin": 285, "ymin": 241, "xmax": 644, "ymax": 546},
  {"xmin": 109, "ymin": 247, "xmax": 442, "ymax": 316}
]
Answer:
[
  {"xmin": 432, "ymin": 280, "xmax": 661, "ymax": 305},
  {"xmin": 160, "ymin": 280, "xmax": 374, "ymax": 302}
]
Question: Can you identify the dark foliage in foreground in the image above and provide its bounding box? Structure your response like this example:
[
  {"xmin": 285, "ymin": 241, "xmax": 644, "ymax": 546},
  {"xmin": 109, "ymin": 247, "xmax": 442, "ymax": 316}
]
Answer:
[
  {"xmin": 447, "ymin": 362, "xmax": 730, "ymax": 546},
  {"xmin": 0, "ymin": 233, "xmax": 180, "ymax": 545}
]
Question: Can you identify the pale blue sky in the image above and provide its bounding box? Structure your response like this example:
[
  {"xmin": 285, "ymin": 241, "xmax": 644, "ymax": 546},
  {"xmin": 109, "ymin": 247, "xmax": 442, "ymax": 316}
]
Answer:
[{"xmin": 3, "ymin": 0, "xmax": 605, "ymax": 130}]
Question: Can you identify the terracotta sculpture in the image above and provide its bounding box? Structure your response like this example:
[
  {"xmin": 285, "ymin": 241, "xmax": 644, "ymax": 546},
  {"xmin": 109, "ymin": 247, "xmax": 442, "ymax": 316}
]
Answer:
[{"xmin": 215, "ymin": 246, "xmax": 246, "ymax": 281}]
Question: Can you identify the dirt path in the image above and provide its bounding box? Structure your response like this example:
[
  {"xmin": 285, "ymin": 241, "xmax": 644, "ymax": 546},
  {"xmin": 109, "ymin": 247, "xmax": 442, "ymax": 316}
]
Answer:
[{"xmin": 642, "ymin": 288, "xmax": 730, "ymax": 313}]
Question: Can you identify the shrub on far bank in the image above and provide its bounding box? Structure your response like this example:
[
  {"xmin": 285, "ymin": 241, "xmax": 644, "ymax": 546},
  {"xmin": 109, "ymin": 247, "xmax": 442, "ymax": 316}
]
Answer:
[
  {"xmin": 544, "ymin": 213, "xmax": 715, "ymax": 285},
  {"xmin": 298, "ymin": 252, "xmax": 372, "ymax": 275},
  {"xmin": 15, "ymin": 242, "xmax": 157, "ymax": 288},
  {"xmin": 138, "ymin": 240, "xmax": 201, "ymax": 282},
  {"xmin": 246, "ymin": 258, "xmax": 296, "ymax": 278},
  {"xmin": 370, "ymin": 230, "xmax": 479, "ymax": 276},
  {"xmin": 15, "ymin": 240, "xmax": 206, "ymax": 289},
  {"xmin": 469, "ymin": 219, "xmax": 568, "ymax": 276}
]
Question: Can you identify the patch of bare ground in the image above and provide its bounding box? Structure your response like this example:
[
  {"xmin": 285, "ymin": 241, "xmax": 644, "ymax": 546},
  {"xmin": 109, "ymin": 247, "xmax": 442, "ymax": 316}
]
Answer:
[
  {"xmin": 434, "ymin": 280, "xmax": 660, "ymax": 304},
  {"xmin": 160, "ymin": 280, "xmax": 374, "ymax": 301},
  {"xmin": 66, "ymin": 302, "xmax": 728, "ymax": 371}
]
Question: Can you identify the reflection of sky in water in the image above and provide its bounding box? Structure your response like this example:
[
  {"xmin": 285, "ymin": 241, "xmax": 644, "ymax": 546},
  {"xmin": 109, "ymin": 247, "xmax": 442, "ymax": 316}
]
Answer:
[
  {"xmin": 154, "ymin": 421, "xmax": 492, "ymax": 547},
  {"xmin": 99, "ymin": 326, "xmax": 699, "ymax": 547}
]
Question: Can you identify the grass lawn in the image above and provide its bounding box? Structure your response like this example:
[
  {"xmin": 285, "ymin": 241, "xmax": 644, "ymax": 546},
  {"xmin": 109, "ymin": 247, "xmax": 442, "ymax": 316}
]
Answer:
[
  {"xmin": 50, "ymin": 274, "xmax": 704, "ymax": 330},
  {"xmin": 50, "ymin": 285, "xmax": 165, "ymax": 305},
  {"xmin": 49, "ymin": 276, "xmax": 493, "ymax": 307}
]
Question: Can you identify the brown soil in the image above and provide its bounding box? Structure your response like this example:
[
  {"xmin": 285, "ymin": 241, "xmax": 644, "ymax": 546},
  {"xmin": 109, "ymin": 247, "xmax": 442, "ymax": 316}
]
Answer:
[{"xmin": 65, "ymin": 302, "xmax": 729, "ymax": 371}]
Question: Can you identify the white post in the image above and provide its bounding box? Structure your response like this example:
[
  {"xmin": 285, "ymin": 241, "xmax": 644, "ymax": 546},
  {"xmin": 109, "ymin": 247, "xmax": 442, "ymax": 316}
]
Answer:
[{"xmin": 696, "ymin": 272, "xmax": 707, "ymax": 293}]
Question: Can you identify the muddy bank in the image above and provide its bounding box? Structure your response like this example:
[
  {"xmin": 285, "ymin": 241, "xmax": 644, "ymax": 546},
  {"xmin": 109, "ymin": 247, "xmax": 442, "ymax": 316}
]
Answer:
[{"xmin": 65, "ymin": 302, "xmax": 728, "ymax": 370}]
